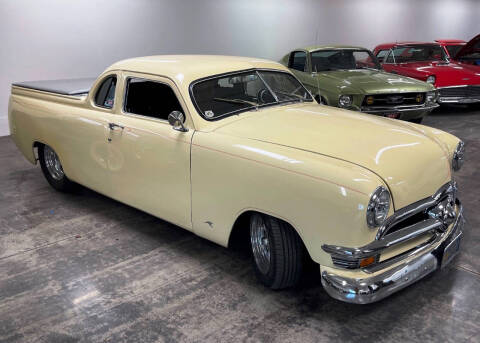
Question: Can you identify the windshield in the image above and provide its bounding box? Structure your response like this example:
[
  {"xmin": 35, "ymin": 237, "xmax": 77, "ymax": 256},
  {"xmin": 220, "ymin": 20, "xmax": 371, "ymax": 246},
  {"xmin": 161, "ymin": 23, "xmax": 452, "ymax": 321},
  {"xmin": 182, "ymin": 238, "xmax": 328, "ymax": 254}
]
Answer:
[
  {"xmin": 387, "ymin": 45, "xmax": 447, "ymax": 63},
  {"xmin": 191, "ymin": 70, "xmax": 313, "ymax": 120},
  {"xmin": 311, "ymin": 49, "xmax": 381, "ymax": 71},
  {"xmin": 445, "ymin": 45, "xmax": 464, "ymax": 58}
]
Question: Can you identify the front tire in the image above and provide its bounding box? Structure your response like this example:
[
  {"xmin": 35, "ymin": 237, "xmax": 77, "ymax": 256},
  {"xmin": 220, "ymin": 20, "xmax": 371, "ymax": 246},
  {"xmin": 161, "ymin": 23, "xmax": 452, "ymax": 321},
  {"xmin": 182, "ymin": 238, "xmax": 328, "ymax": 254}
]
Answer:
[
  {"xmin": 249, "ymin": 213, "xmax": 304, "ymax": 289},
  {"xmin": 38, "ymin": 144, "xmax": 76, "ymax": 192}
]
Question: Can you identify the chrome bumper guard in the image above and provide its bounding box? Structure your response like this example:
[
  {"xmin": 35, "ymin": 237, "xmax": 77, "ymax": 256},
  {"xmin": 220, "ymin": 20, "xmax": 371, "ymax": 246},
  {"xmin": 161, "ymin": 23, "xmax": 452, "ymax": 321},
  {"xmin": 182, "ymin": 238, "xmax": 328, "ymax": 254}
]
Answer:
[
  {"xmin": 321, "ymin": 204, "xmax": 464, "ymax": 304},
  {"xmin": 361, "ymin": 103, "xmax": 439, "ymax": 114},
  {"xmin": 438, "ymin": 97, "xmax": 480, "ymax": 104}
]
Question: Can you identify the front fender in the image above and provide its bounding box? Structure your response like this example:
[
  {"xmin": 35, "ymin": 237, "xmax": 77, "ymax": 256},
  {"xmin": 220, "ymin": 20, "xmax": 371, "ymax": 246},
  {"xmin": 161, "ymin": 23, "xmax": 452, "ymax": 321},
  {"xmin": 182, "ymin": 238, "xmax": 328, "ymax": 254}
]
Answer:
[{"xmin": 191, "ymin": 131, "xmax": 388, "ymax": 266}]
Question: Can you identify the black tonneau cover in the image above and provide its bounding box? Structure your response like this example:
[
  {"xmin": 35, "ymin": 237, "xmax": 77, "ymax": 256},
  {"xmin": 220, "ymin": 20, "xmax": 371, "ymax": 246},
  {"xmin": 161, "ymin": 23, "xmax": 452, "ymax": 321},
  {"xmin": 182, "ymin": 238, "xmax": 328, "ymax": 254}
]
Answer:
[{"xmin": 12, "ymin": 77, "xmax": 97, "ymax": 96}]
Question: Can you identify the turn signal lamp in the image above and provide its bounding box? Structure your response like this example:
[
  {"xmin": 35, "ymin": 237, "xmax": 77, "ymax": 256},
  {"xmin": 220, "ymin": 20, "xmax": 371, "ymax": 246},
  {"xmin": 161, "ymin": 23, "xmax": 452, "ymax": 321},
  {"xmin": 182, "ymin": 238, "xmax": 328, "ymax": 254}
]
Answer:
[
  {"xmin": 359, "ymin": 256, "xmax": 376, "ymax": 267},
  {"xmin": 416, "ymin": 94, "xmax": 423, "ymax": 103},
  {"xmin": 366, "ymin": 96, "xmax": 374, "ymax": 105}
]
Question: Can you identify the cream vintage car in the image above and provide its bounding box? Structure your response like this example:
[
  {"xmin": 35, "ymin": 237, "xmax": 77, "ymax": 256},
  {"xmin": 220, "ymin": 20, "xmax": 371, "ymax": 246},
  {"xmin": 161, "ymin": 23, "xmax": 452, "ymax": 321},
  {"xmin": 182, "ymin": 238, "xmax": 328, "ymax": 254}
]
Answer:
[{"xmin": 8, "ymin": 55, "xmax": 466, "ymax": 304}]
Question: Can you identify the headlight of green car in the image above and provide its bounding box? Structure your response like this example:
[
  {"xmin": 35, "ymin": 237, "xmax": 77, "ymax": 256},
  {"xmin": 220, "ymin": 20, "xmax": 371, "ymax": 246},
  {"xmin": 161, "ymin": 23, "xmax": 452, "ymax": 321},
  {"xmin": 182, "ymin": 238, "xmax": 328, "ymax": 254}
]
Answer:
[{"xmin": 338, "ymin": 95, "xmax": 353, "ymax": 108}]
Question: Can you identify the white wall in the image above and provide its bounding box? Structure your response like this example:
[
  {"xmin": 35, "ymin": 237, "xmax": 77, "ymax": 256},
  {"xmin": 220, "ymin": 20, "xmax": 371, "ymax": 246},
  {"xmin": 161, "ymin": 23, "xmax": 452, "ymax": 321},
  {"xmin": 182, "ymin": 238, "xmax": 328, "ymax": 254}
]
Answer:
[{"xmin": 1, "ymin": 0, "xmax": 479, "ymax": 136}]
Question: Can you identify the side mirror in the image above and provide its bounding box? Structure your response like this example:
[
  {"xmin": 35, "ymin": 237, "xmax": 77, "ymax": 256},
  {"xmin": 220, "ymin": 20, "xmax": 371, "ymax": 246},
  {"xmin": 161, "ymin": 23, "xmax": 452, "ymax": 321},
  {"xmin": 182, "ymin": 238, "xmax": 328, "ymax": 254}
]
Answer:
[{"xmin": 168, "ymin": 111, "xmax": 188, "ymax": 132}]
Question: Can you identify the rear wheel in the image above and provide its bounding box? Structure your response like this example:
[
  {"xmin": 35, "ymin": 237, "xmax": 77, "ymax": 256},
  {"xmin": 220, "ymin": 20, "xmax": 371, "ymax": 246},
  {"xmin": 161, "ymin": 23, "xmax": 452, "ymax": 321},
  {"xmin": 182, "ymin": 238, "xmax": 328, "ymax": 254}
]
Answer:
[
  {"xmin": 249, "ymin": 213, "xmax": 304, "ymax": 289},
  {"xmin": 38, "ymin": 144, "xmax": 76, "ymax": 192}
]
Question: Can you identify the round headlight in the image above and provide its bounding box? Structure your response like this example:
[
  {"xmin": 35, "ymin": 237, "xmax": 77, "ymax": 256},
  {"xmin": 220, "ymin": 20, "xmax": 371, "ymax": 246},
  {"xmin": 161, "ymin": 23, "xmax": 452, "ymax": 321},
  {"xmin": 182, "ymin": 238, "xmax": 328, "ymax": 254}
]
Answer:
[
  {"xmin": 338, "ymin": 95, "xmax": 353, "ymax": 108},
  {"xmin": 426, "ymin": 75, "xmax": 436, "ymax": 84},
  {"xmin": 452, "ymin": 140, "xmax": 465, "ymax": 171},
  {"xmin": 366, "ymin": 186, "xmax": 391, "ymax": 228}
]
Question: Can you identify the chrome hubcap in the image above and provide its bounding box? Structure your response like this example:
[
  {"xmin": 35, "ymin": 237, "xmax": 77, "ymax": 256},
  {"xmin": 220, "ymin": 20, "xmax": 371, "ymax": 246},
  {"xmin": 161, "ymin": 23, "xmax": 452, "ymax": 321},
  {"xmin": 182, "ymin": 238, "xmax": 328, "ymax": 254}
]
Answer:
[
  {"xmin": 44, "ymin": 145, "xmax": 64, "ymax": 180},
  {"xmin": 250, "ymin": 214, "xmax": 271, "ymax": 274}
]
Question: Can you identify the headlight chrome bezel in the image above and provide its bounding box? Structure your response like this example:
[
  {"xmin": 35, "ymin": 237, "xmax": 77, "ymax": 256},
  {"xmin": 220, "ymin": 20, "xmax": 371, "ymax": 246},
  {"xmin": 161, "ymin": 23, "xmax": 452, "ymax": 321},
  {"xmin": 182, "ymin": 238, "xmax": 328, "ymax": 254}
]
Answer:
[
  {"xmin": 366, "ymin": 186, "xmax": 391, "ymax": 228},
  {"xmin": 426, "ymin": 75, "xmax": 436, "ymax": 85},
  {"xmin": 452, "ymin": 140, "xmax": 465, "ymax": 171},
  {"xmin": 338, "ymin": 95, "xmax": 353, "ymax": 108}
]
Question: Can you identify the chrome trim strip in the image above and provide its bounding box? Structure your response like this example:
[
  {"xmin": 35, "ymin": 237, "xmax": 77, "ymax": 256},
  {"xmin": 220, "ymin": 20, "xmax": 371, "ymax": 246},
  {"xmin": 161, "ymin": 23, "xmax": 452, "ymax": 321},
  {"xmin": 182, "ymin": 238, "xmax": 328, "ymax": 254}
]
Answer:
[
  {"xmin": 364, "ymin": 203, "xmax": 463, "ymax": 273},
  {"xmin": 438, "ymin": 97, "xmax": 480, "ymax": 104},
  {"xmin": 322, "ymin": 218, "xmax": 442, "ymax": 260},
  {"xmin": 321, "ymin": 211, "xmax": 464, "ymax": 304},
  {"xmin": 376, "ymin": 182, "xmax": 456, "ymax": 239},
  {"xmin": 361, "ymin": 103, "xmax": 438, "ymax": 113}
]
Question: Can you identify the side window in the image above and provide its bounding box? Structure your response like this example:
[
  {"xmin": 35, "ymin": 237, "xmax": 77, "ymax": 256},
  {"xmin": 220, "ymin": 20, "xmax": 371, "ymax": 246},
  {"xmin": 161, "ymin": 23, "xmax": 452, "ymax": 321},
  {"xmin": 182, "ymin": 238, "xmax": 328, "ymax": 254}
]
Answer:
[
  {"xmin": 376, "ymin": 50, "xmax": 389, "ymax": 63},
  {"xmin": 94, "ymin": 76, "xmax": 116, "ymax": 109},
  {"xmin": 288, "ymin": 51, "xmax": 307, "ymax": 72},
  {"xmin": 124, "ymin": 78, "xmax": 183, "ymax": 121}
]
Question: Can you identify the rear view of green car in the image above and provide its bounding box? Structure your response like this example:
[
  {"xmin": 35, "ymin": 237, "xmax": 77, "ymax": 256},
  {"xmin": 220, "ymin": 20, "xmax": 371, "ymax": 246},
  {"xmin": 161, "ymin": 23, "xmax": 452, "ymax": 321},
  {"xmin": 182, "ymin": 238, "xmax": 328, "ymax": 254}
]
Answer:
[{"xmin": 281, "ymin": 46, "xmax": 438, "ymax": 122}]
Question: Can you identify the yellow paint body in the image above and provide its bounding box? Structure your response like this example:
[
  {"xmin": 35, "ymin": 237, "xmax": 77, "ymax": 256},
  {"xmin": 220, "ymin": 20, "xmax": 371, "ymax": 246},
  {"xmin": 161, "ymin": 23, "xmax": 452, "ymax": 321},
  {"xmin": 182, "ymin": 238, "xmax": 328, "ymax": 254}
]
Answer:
[{"xmin": 8, "ymin": 55, "xmax": 461, "ymax": 279}]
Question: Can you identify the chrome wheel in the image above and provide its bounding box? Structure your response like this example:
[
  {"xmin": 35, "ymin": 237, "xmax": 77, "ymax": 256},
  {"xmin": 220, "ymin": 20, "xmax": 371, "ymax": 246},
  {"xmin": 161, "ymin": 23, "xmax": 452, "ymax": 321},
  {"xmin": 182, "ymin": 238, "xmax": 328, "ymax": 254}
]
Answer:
[
  {"xmin": 43, "ymin": 145, "xmax": 64, "ymax": 180},
  {"xmin": 250, "ymin": 214, "xmax": 271, "ymax": 274}
]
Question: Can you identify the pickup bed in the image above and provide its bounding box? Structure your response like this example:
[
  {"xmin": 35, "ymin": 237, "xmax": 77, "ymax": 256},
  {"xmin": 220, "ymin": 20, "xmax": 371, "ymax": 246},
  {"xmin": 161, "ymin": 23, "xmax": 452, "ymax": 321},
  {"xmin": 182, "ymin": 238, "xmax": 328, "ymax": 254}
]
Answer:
[{"xmin": 12, "ymin": 77, "xmax": 96, "ymax": 96}]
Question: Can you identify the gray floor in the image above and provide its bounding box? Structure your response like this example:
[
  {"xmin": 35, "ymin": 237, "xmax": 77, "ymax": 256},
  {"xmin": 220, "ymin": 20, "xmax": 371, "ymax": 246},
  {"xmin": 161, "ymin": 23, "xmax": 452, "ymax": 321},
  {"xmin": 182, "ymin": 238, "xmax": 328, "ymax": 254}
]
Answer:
[{"xmin": 1, "ymin": 106, "xmax": 479, "ymax": 343}]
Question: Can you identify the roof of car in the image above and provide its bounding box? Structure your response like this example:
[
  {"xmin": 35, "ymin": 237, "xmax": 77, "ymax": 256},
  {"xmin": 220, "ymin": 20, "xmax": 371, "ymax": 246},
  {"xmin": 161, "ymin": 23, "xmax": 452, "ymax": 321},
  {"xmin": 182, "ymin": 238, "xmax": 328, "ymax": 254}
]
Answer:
[
  {"xmin": 435, "ymin": 39, "xmax": 466, "ymax": 44},
  {"xmin": 375, "ymin": 42, "xmax": 440, "ymax": 49},
  {"xmin": 300, "ymin": 45, "xmax": 368, "ymax": 52},
  {"xmin": 106, "ymin": 55, "xmax": 288, "ymax": 86}
]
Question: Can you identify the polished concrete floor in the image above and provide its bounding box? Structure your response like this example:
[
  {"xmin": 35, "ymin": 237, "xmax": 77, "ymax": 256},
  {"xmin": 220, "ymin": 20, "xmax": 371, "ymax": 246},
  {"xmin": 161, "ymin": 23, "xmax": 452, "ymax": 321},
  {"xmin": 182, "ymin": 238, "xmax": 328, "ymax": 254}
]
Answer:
[{"xmin": 1, "ymin": 106, "xmax": 479, "ymax": 343}]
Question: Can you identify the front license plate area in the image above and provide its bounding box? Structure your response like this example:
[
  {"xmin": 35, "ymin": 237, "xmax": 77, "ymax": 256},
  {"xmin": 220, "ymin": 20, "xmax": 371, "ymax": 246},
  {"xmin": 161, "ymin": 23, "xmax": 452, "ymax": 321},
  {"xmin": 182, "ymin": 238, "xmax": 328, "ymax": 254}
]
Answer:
[
  {"xmin": 441, "ymin": 232, "xmax": 462, "ymax": 268},
  {"xmin": 383, "ymin": 112, "xmax": 400, "ymax": 119}
]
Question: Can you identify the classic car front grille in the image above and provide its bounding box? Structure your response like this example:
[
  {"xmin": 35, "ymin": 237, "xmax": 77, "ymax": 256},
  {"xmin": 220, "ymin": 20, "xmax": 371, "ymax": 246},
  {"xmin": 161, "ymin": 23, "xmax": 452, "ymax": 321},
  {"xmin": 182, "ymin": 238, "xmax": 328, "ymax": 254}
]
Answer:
[
  {"xmin": 322, "ymin": 182, "xmax": 460, "ymax": 271},
  {"xmin": 361, "ymin": 93, "xmax": 426, "ymax": 107},
  {"xmin": 438, "ymin": 86, "xmax": 480, "ymax": 98}
]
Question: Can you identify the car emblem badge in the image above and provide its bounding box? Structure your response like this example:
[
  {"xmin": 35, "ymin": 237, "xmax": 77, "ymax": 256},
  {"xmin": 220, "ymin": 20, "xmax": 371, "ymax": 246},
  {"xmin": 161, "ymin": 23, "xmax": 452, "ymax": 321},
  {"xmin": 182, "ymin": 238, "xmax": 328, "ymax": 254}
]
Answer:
[{"xmin": 387, "ymin": 95, "xmax": 404, "ymax": 104}]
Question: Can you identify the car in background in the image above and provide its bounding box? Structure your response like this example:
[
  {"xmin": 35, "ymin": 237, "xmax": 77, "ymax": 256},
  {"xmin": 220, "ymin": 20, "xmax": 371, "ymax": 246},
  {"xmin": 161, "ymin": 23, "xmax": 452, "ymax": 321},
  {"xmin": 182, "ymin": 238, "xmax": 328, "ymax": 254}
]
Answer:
[
  {"xmin": 436, "ymin": 34, "xmax": 480, "ymax": 67},
  {"xmin": 281, "ymin": 46, "xmax": 438, "ymax": 123},
  {"xmin": 374, "ymin": 42, "xmax": 480, "ymax": 105},
  {"xmin": 435, "ymin": 39, "xmax": 466, "ymax": 60}
]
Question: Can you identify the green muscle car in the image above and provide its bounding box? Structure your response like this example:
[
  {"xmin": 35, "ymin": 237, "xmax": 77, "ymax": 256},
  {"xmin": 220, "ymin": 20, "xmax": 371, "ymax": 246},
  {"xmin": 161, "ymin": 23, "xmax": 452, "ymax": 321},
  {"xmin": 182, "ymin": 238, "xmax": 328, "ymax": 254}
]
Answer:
[{"xmin": 281, "ymin": 46, "xmax": 439, "ymax": 122}]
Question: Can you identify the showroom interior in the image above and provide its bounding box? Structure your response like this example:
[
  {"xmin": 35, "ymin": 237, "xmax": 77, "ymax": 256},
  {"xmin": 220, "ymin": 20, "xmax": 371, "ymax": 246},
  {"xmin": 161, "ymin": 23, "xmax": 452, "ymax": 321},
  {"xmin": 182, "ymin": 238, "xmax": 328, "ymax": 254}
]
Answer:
[{"xmin": 1, "ymin": 0, "xmax": 479, "ymax": 342}]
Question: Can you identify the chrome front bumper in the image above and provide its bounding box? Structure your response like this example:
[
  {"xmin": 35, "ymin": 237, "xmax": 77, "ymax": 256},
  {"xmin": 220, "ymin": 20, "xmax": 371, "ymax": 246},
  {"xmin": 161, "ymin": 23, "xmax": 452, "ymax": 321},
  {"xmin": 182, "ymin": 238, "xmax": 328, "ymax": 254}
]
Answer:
[
  {"xmin": 320, "ymin": 209, "xmax": 464, "ymax": 304},
  {"xmin": 361, "ymin": 103, "xmax": 439, "ymax": 114},
  {"xmin": 438, "ymin": 97, "xmax": 480, "ymax": 104}
]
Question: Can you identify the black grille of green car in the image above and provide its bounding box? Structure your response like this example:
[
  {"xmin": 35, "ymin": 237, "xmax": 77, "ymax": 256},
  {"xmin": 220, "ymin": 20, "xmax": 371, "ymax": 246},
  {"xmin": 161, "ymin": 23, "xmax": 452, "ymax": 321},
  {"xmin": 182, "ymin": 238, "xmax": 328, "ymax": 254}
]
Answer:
[
  {"xmin": 362, "ymin": 93, "xmax": 426, "ymax": 107},
  {"xmin": 438, "ymin": 86, "xmax": 480, "ymax": 98}
]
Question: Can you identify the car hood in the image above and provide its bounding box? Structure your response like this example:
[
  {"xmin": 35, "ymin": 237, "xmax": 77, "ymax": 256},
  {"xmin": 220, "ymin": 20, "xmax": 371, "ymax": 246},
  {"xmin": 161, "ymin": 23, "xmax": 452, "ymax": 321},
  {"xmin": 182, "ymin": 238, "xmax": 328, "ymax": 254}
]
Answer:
[
  {"xmin": 316, "ymin": 69, "xmax": 432, "ymax": 94},
  {"xmin": 215, "ymin": 103, "xmax": 451, "ymax": 209},
  {"xmin": 393, "ymin": 61, "xmax": 480, "ymax": 87},
  {"xmin": 455, "ymin": 34, "xmax": 480, "ymax": 59}
]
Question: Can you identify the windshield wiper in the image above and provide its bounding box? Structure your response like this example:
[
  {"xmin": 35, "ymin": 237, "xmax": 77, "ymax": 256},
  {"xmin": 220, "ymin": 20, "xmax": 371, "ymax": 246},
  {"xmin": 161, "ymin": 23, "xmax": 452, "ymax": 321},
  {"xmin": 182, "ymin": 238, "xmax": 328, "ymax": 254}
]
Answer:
[{"xmin": 213, "ymin": 97, "xmax": 259, "ymax": 109}]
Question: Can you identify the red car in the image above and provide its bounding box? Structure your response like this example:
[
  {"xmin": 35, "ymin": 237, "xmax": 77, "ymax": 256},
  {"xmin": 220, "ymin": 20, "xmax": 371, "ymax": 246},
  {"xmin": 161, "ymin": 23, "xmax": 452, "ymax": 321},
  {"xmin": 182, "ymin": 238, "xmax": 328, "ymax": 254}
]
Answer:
[
  {"xmin": 373, "ymin": 41, "xmax": 480, "ymax": 104},
  {"xmin": 436, "ymin": 34, "xmax": 480, "ymax": 67}
]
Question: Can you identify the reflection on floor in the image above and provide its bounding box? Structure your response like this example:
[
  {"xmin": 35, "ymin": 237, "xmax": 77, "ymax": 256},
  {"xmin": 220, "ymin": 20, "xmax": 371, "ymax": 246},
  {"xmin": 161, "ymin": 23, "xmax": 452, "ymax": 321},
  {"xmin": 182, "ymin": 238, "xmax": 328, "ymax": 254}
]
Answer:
[{"xmin": 0, "ymin": 105, "xmax": 479, "ymax": 342}]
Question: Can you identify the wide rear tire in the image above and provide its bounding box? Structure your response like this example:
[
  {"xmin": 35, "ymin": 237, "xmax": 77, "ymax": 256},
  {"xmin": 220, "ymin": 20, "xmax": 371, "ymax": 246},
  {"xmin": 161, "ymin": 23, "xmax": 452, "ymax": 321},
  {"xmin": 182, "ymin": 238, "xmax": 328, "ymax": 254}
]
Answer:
[
  {"xmin": 249, "ymin": 213, "xmax": 304, "ymax": 289},
  {"xmin": 38, "ymin": 144, "xmax": 76, "ymax": 192}
]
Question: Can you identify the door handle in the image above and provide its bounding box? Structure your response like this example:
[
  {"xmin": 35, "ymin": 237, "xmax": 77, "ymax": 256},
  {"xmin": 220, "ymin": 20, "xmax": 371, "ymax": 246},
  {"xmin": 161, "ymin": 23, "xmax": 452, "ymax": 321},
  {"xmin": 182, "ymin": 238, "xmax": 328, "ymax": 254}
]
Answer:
[{"xmin": 108, "ymin": 123, "xmax": 124, "ymax": 131}]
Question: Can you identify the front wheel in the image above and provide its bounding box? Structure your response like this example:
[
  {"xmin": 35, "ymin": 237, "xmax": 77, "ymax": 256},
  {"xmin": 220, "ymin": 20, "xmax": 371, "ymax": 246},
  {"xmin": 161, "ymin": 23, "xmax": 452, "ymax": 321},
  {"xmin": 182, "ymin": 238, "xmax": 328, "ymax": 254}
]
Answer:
[
  {"xmin": 38, "ymin": 144, "xmax": 76, "ymax": 192},
  {"xmin": 249, "ymin": 213, "xmax": 304, "ymax": 289}
]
